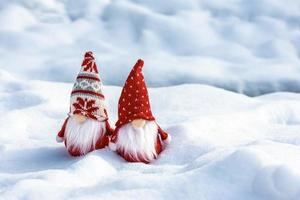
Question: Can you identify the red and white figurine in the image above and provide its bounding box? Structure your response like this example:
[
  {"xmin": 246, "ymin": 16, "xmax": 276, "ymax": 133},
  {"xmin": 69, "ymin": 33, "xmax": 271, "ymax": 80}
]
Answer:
[
  {"xmin": 56, "ymin": 51, "xmax": 113, "ymax": 156},
  {"xmin": 109, "ymin": 59, "xmax": 171, "ymax": 163}
]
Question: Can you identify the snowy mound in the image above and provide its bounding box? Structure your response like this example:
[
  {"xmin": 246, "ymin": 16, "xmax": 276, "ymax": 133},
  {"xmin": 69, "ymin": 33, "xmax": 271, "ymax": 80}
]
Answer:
[
  {"xmin": 0, "ymin": 0, "xmax": 300, "ymax": 95},
  {"xmin": 1, "ymin": 70, "xmax": 300, "ymax": 199}
]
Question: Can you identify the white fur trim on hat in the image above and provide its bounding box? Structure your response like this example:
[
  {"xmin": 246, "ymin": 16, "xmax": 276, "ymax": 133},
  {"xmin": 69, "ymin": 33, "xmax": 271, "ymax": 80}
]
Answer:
[{"xmin": 56, "ymin": 135, "xmax": 64, "ymax": 143}]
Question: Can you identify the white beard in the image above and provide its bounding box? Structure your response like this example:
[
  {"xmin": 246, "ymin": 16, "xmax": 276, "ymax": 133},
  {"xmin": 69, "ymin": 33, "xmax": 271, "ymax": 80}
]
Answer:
[
  {"xmin": 65, "ymin": 117, "xmax": 106, "ymax": 155},
  {"xmin": 116, "ymin": 121, "xmax": 159, "ymax": 162}
]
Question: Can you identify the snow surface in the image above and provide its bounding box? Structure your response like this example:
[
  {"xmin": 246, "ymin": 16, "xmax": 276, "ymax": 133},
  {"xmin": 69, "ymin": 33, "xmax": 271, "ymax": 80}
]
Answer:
[
  {"xmin": 0, "ymin": 0, "xmax": 300, "ymax": 95},
  {"xmin": 1, "ymin": 70, "xmax": 300, "ymax": 200}
]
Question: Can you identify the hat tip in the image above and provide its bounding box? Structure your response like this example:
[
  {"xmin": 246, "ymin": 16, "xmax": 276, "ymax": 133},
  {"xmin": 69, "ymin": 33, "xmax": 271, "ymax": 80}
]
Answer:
[
  {"xmin": 135, "ymin": 59, "xmax": 144, "ymax": 69},
  {"xmin": 137, "ymin": 58, "xmax": 144, "ymax": 63},
  {"xmin": 85, "ymin": 51, "xmax": 94, "ymax": 58}
]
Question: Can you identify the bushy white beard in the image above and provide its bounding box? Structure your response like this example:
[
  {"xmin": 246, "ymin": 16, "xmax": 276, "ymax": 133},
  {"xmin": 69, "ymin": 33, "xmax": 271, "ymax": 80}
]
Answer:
[
  {"xmin": 65, "ymin": 117, "xmax": 106, "ymax": 155},
  {"xmin": 116, "ymin": 121, "xmax": 159, "ymax": 162}
]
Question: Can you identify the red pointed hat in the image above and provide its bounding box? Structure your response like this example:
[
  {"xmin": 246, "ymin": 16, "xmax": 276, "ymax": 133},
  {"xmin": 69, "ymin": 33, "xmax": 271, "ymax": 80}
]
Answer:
[
  {"xmin": 69, "ymin": 51, "xmax": 107, "ymax": 121},
  {"xmin": 115, "ymin": 59, "xmax": 155, "ymax": 128}
]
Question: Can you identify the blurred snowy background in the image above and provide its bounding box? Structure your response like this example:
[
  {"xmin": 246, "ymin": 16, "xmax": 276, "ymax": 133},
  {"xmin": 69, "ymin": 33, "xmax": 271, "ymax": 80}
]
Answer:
[{"xmin": 0, "ymin": 0, "xmax": 299, "ymax": 95}]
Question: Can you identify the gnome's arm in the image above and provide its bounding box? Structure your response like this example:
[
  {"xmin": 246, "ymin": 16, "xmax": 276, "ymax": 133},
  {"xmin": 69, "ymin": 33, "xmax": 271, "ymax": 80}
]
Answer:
[
  {"xmin": 157, "ymin": 124, "xmax": 171, "ymax": 144},
  {"xmin": 105, "ymin": 120, "xmax": 114, "ymax": 136},
  {"xmin": 56, "ymin": 117, "xmax": 69, "ymax": 142},
  {"xmin": 104, "ymin": 109, "xmax": 114, "ymax": 136},
  {"xmin": 108, "ymin": 127, "xmax": 120, "ymax": 151}
]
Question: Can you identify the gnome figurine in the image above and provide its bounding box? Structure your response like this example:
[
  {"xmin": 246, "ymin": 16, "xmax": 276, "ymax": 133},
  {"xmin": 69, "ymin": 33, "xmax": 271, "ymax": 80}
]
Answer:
[
  {"xmin": 56, "ymin": 51, "xmax": 114, "ymax": 156},
  {"xmin": 109, "ymin": 59, "xmax": 171, "ymax": 163}
]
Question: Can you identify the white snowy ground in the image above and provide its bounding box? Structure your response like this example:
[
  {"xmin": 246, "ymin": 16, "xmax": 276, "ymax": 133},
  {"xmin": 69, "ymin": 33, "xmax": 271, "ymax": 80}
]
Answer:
[
  {"xmin": 1, "ymin": 69, "xmax": 300, "ymax": 200},
  {"xmin": 0, "ymin": 0, "xmax": 300, "ymax": 95}
]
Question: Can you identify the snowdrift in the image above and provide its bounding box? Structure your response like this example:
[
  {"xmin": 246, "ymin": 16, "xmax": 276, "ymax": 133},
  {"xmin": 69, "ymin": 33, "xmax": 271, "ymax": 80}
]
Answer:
[
  {"xmin": 1, "ymin": 70, "xmax": 300, "ymax": 199},
  {"xmin": 0, "ymin": 0, "xmax": 300, "ymax": 95}
]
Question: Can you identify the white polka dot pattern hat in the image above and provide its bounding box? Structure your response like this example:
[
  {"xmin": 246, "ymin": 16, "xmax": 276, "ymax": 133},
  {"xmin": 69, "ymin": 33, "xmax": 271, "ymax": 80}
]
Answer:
[{"xmin": 115, "ymin": 59, "xmax": 155, "ymax": 128}]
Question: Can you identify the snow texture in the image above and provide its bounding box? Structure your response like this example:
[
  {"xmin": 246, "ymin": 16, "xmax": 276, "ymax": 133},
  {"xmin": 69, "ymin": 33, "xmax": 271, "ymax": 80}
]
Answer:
[
  {"xmin": 0, "ymin": 0, "xmax": 300, "ymax": 95},
  {"xmin": 1, "ymin": 70, "xmax": 300, "ymax": 200}
]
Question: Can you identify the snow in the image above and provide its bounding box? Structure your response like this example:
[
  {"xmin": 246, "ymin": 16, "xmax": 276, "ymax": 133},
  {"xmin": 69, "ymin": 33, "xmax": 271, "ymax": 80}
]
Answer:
[
  {"xmin": 1, "ymin": 0, "xmax": 300, "ymax": 198},
  {"xmin": 1, "ymin": 70, "xmax": 300, "ymax": 200},
  {"xmin": 0, "ymin": 0, "xmax": 300, "ymax": 95}
]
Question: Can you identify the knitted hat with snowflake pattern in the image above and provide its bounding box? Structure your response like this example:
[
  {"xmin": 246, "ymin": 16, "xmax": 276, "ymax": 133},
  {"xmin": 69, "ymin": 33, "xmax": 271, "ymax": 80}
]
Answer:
[
  {"xmin": 115, "ymin": 59, "xmax": 155, "ymax": 128},
  {"xmin": 69, "ymin": 51, "xmax": 107, "ymax": 121}
]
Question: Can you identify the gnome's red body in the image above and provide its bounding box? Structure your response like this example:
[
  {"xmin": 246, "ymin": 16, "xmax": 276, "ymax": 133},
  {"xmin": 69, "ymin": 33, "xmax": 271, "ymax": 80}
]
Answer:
[
  {"xmin": 110, "ymin": 59, "xmax": 170, "ymax": 163},
  {"xmin": 57, "ymin": 52, "xmax": 113, "ymax": 157}
]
